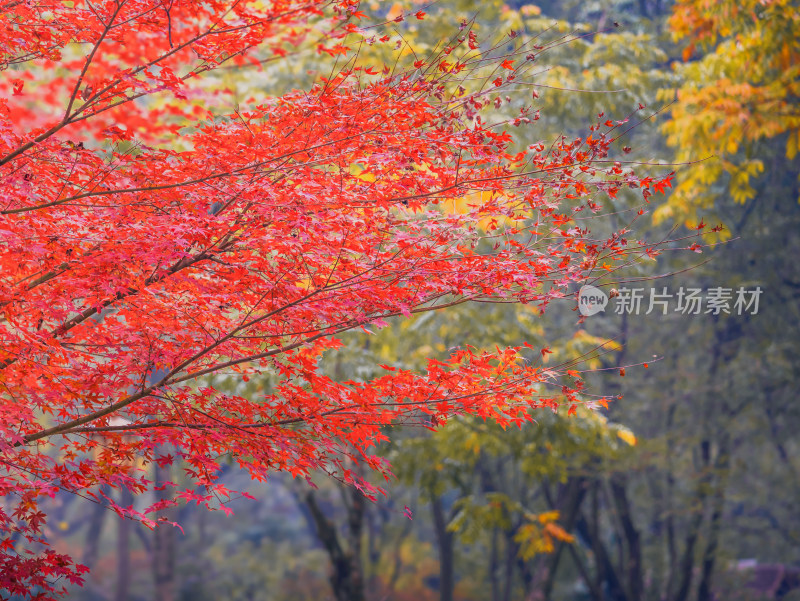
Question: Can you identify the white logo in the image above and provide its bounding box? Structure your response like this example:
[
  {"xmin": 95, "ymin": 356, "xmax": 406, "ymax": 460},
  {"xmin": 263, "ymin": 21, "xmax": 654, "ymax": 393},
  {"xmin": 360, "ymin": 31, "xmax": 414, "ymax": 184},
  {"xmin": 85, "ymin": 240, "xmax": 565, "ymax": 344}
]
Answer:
[{"xmin": 578, "ymin": 285, "xmax": 608, "ymax": 316}]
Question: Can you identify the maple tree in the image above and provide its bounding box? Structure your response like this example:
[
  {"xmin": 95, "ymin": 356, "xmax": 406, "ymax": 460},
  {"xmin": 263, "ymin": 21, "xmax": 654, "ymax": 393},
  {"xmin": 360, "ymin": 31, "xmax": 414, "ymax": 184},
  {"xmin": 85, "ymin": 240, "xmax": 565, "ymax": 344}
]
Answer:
[{"xmin": 0, "ymin": 0, "xmax": 678, "ymax": 597}]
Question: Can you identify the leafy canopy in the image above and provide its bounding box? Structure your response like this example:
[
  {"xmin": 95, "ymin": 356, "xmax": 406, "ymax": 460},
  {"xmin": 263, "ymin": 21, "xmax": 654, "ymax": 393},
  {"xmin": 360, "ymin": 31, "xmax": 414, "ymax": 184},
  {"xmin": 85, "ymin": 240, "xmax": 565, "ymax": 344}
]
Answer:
[{"xmin": 657, "ymin": 0, "xmax": 800, "ymax": 226}]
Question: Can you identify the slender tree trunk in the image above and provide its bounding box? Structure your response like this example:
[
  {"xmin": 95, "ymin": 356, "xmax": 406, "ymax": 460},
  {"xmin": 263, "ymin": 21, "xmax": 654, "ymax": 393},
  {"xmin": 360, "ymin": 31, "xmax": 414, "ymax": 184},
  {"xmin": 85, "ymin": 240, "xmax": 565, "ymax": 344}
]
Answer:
[
  {"xmin": 304, "ymin": 488, "xmax": 366, "ymax": 601},
  {"xmin": 674, "ymin": 527, "xmax": 703, "ymax": 601},
  {"xmin": 664, "ymin": 403, "xmax": 678, "ymax": 601},
  {"xmin": 83, "ymin": 485, "xmax": 109, "ymax": 569},
  {"xmin": 575, "ymin": 511, "xmax": 629, "ymax": 601},
  {"xmin": 609, "ymin": 474, "xmax": 643, "ymax": 600},
  {"xmin": 590, "ymin": 480, "xmax": 605, "ymax": 601},
  {"xmin": 674, "ymin": 319, "xmax": 732, "ymax": 601},
  {"xmin": 431, "ymin": 494, "xmax": 455, "ymax": 601},
  {"xmin": 344, "ymin": 485, "xmax": 365, "ymax": 601},
  {"xmin": 696, "ymin": 434, "xmax": 731, "ymax": 601},
  {"xmin": 502, "ymin": 529, "xmax": 517, "ymax": 601},
  {"xmin": 153, "ymin": 460, "xmax": 176, "ymax": 601},
  {"xmin": 387, "ymin": 514, "xmax": 414, "ymax": 593},
  {"xmin": 116, "ymin": 486, "xmax": 133, "ymax": 601},
  {"xmin": 517, "ymin": 553, "xmax": 533, "ymax": 593},
  {"xmin": 527, "ymin": 477, "xmax": 588, "ymax": 601},
  {"xmin": 490, "ymin": 527, "xmax": 501, "ymax": 601},
  {"xmin": 672, "ymin": 438, "xmax": 712, "ymax": 601},
  {"xmin": 566, "ymin": 541, "xmax": 604, "ymax": 601}
]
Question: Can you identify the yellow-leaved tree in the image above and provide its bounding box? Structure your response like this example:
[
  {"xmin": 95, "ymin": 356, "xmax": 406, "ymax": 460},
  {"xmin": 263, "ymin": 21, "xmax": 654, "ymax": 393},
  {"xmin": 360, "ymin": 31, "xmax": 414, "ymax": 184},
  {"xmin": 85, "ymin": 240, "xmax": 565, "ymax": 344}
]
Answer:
[{"xmin": 657, "ymin": 0, "xmax": 800, "ymax": 228}]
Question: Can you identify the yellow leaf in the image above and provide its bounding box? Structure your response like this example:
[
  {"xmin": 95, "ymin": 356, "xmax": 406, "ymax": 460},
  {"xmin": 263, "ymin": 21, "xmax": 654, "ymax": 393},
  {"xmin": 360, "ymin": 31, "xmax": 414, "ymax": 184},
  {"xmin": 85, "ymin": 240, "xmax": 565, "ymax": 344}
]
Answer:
[
  {"xmin": 787, "ymin": 130, "xmax": 799, "ymax": 160},
  {"xmin": 617, "ymin": 428, "xmax": 637, "ymax": 446},
  {"xmin": 537, "ymin": 510, "xmax": 560, "ymax": 524}
]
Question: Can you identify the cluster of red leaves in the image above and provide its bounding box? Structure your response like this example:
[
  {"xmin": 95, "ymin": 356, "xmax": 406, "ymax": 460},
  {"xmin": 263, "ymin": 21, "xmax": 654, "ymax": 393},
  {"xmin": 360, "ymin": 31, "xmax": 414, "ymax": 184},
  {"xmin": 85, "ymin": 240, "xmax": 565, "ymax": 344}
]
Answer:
[{"xmin": 0, "ymin": 0, "xmax": 675, "ymax": 596}]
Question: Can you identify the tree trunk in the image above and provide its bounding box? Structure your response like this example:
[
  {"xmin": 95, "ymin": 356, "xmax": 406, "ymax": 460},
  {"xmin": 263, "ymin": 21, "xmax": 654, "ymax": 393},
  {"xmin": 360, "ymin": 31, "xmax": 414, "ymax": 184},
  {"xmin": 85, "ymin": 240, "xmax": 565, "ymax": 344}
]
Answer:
[
  {"xmin": 490, "ymin": 527, "xmax": 501, "ymax": 601},
  {"xmin": 304, "ymin": 488, "xmax": 366, "ymax": 601},
  {"xmin": 502, "ymin": 529, "xmax": 517, "ymax": 601},
  {"xmin": 696, "ymin": 433, "xmax": 731, "ymax": 601},
  {"xmin": 82, "ymin": 486, "xmax": 109, "ymax": 569},
  {"xmin": 344, "ymin": 485, "xmax": 365, "ymax": 601},
  {"xmin": 116, "ymin": 486, "xmax": 133, "ymax": 601},
  {"xmin": 609, "ymin": 474, "xmax": 643, "ymax": 600},
  {"xmin": 672, "ymin": 438, "xmax": 712, "ymax": 601},
  {"xmin": 527, "ymin": 477, "xmax": 588, "ymax": 601},
  {"xmin": 575, "ymin": 511, "xmax": 629, "ymax": 601},
  {"xmin": 153, "ymin": 460, "xmax": 176, "ymax": 601},
  {"xmin": 431, "ymin": 494, "xmax": 455, "ymax": 601}
]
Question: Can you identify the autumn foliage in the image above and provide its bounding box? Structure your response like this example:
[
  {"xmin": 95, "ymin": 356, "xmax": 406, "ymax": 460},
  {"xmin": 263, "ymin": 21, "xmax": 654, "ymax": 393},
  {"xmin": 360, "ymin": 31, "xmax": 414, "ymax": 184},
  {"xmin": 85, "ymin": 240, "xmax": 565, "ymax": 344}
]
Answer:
[{"xmin": 0, "ymin": 0, "xmax": 675, "ymax": 596}]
